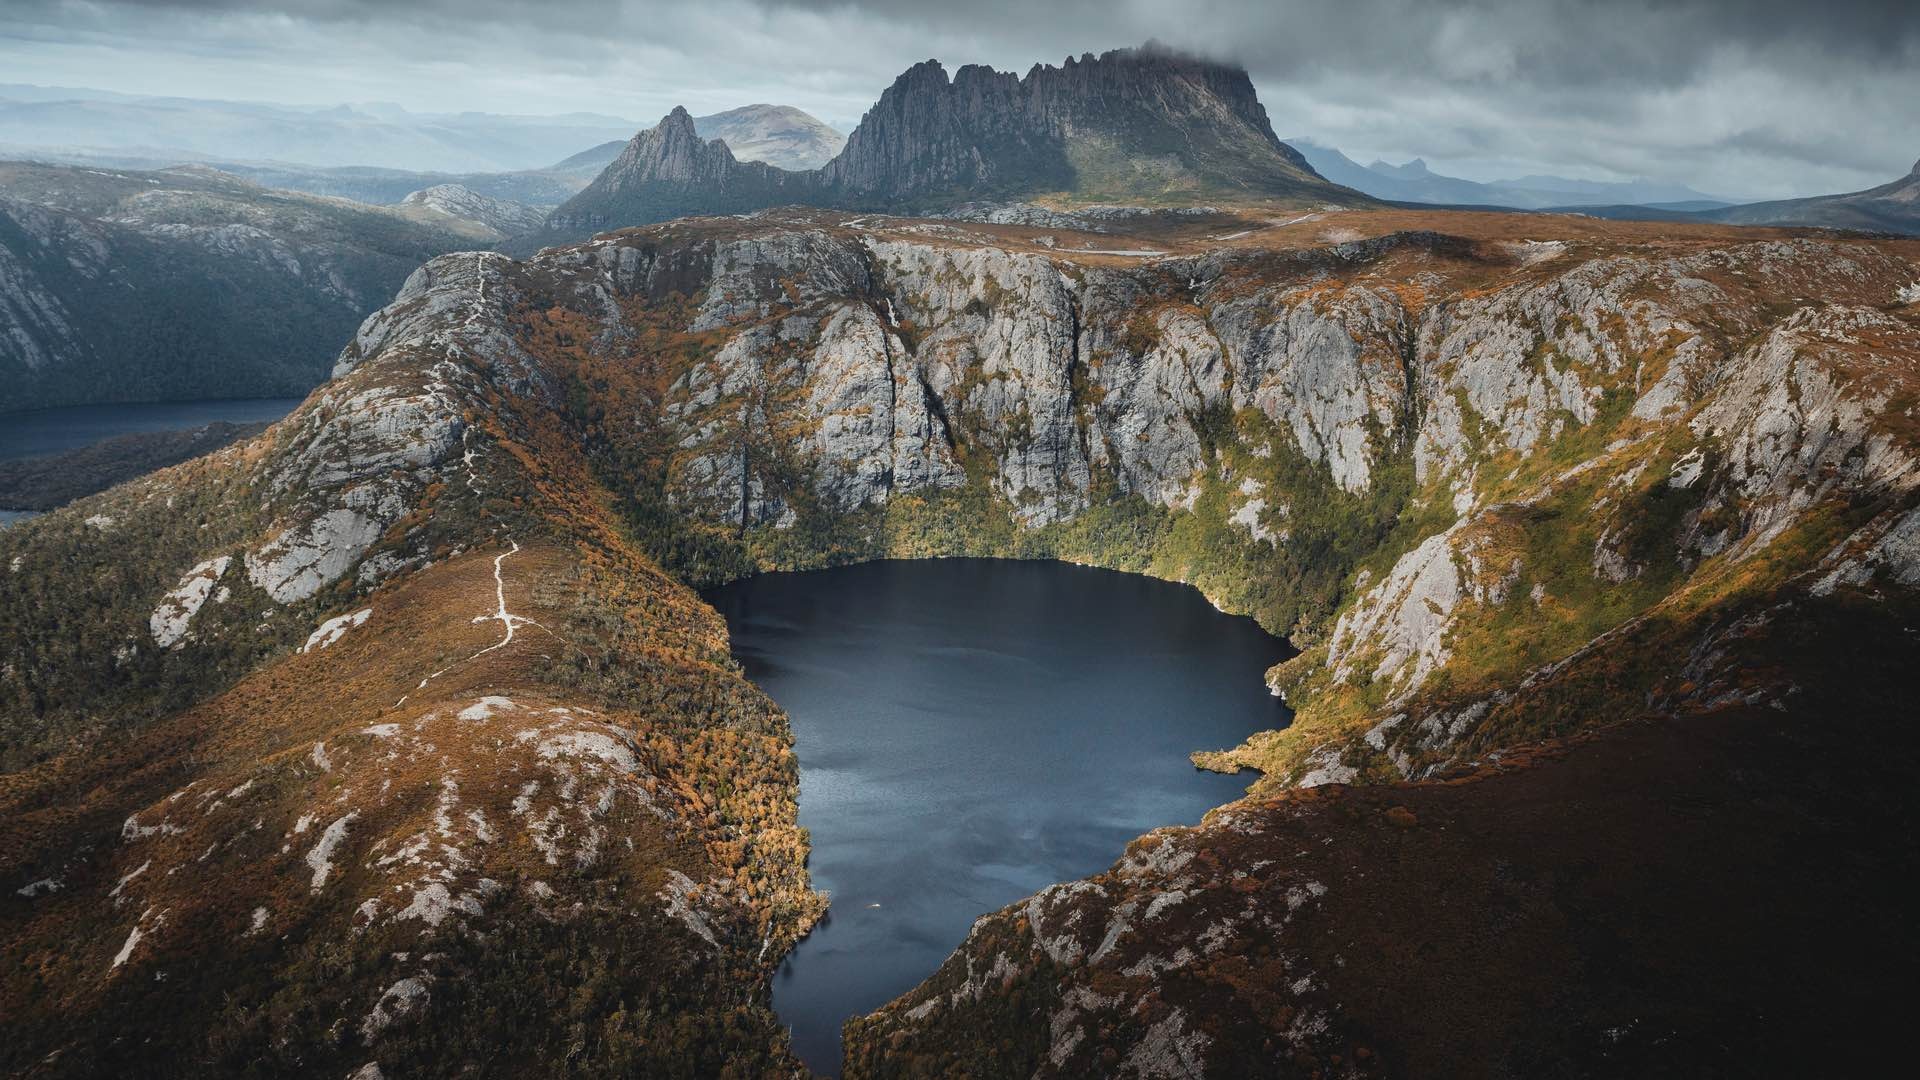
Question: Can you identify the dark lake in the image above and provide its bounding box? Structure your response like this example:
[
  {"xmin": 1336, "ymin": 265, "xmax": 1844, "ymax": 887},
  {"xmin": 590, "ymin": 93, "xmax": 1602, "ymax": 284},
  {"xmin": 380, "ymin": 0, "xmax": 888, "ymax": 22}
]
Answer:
[
  {"xmin": 704, "ymin": 558, "xmax": 1294, "ymax": 1075},
  {"xmin": 0, "ymin": 397, "xmax": 305, "ymax": 462}
]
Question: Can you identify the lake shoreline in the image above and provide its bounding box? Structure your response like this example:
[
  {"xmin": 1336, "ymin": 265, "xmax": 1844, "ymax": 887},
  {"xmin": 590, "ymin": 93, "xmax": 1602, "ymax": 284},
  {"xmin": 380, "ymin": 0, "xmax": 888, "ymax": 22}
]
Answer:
[{"xmin": 706, "ymin": 557, "xmax": 1294, "ymax": 1075}]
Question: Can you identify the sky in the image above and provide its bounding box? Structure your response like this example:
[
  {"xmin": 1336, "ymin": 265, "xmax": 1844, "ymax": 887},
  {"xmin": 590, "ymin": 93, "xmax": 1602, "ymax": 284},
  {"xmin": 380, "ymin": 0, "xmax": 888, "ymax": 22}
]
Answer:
[{"xmin": 2, "ymin": 0, "xmax": 1917, "ymax": 200}]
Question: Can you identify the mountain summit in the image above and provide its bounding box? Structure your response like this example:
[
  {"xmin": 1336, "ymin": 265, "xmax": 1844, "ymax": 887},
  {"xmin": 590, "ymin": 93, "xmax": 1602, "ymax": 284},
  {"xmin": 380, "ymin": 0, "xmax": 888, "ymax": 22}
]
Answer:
[
  {"xmin": 818, "ymin": 44, "xmax": 1329, "ymax": 204},
  {"xmin": 695, "ymin": 104, "xmax": 845, "ymax": 171},
  {"xmin": 547, "ymin": 106, "xmax": 819, "ymax": 232},
  {"xmin": 542, "ymin": 44, "xmax": 1353, "ymax": 239}
]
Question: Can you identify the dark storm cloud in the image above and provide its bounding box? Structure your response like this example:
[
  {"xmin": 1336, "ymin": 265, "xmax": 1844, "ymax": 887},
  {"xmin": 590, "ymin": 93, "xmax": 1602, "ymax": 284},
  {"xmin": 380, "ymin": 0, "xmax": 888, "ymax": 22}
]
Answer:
[{"xmin": 3, "ymin": 0, "xmax": 1916, "ymax": 198}]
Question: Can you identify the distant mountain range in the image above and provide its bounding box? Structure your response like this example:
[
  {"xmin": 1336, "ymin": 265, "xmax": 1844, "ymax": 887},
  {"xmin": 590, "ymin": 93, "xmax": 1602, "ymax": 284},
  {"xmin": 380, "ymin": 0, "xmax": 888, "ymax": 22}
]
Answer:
[
  {"xmin": 1539, "ymin": 158, "xmax": 1920, "ymax": 236},
  {"xmin": 540, "ymin": 44, "xmax": 1356, "ymax": 242},
  {"xmin": 1688, "ymin": 158, "xmax": 1920, "ymax": 232},
  {"xmin": 0, "ymin": 84, "xmax": 639, "ymax": 173},
  {"xmin": 1284, "ymin": 138, "xmax": 1730, "ymax": 210},
  {"xmin": 0, "ymin": 97, "xmax": 846, "ymax": 211}
]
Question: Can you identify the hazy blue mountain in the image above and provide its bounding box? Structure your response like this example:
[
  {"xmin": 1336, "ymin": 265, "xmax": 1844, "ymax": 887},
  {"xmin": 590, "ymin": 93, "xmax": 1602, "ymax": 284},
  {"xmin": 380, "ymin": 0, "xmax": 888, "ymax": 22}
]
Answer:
[
  {"xmin": 1285, "ymin": 137, "xmax": 1730, "ymax": 209},
  {"xmin": 1697, "ymin": 158, "xmax": 1919, "ymax": 233},
  {"xmin": 1556, "ymin": 158, "xmax": 1920, "ymax": 236},
  {"xmin": 0, "ymin": 85, "xmax": 640, "ymax": 172}
]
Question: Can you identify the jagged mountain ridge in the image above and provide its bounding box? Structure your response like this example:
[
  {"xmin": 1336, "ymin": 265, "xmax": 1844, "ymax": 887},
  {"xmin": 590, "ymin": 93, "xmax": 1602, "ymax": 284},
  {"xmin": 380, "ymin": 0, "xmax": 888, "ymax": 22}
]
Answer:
[
  {"xmin": 818, "ymin": 45, "xmax": 1326, "ymax": 201},
  {"xmin": 2, "ymin": 205, "xmax": 1916, "ymax": 1074},
  {"xmin": 543, "ymin": 44, "xmax": 1354, "ymax": 240}
]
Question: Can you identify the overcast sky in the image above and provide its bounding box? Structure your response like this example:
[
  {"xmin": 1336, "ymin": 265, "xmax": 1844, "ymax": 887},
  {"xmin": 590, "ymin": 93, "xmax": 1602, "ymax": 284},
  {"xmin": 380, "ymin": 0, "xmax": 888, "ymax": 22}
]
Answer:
[{"xmin": 3, "ymin": 0, "xmax": 1916, "ymax": 199}]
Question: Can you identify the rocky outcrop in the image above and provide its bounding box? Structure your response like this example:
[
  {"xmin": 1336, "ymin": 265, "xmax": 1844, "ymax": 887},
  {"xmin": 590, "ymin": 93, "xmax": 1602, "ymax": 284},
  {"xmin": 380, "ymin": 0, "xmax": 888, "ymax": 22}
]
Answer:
[{"xmin": 399, "ymin": 184, "xmax": 547, "ymax": 238}]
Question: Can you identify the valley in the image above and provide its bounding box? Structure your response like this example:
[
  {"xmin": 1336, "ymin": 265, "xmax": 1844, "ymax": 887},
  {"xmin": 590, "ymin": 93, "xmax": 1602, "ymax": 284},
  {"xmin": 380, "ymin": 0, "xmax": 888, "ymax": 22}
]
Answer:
[{"xmin": 2, "ymin": 196, "xmax": 1915, "ymax": 1074}]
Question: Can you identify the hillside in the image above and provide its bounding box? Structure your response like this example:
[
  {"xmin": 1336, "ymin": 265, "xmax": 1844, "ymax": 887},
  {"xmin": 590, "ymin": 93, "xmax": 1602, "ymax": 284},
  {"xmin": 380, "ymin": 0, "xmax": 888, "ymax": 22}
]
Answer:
[
  {"xmin": 396, "ymin": 184, "xmax": 549, "ymax": 240},
  {"xmin": 0, "ymin": 161, "xmax": 479, "ymax": 412},
  {"xmin": 1570, "ymin": 158, "xmax": 1920, "ymax": 236},
  {"xmin": 2, "ymin": 207, "xmax": 1917, "ymax": 1074},
  {"xmin": 0, "ymin": 420, "xmax": 266, "ymax": 511},
  {"xmin": 539, "ymin": 45, "xmax": 1359, "ymax": 244},
  {"xmin": 1700, "ymin": 157, "xmax": 1920, "ymax": 233}
]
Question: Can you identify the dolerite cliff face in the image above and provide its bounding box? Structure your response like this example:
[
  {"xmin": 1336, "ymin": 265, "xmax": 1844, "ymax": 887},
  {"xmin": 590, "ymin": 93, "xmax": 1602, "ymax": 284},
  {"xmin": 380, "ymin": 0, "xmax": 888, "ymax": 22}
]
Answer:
[
  {"xmin": 539, "ymin": 45, "xmax": 1355, "ymax": 244},
  {"xmin": 545, "ymin": 107, "xmax": 823, "ymax": 234},
  {"xmin": 3, "ymin": 207, "xmax": 1917, "ymax": 1076},
  {"xmin": 820, "ymin": 45, "xmax": 1328, "ymax": 204},
  {"xmin": 0, "ymin": 161, "xmax": 477, "ymax": 411}
]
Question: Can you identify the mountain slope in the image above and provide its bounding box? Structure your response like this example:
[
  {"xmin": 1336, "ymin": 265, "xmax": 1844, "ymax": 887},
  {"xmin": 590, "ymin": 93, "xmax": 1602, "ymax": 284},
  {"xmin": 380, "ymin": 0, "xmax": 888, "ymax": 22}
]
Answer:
[
  {"xmin": 0, "ymin": 161, "xmax": 478, "ymax": 412},
  {"xmin": 1700, "ymin": 157, "xmax": 1920, "ymax": 233},
  {"xmin": 2, "ymin": 208, "xmax": 1916, "ymax": 1074},
  {"xmin": 543, "ymin": 103, "xmax": 843, "ymax": 181}
]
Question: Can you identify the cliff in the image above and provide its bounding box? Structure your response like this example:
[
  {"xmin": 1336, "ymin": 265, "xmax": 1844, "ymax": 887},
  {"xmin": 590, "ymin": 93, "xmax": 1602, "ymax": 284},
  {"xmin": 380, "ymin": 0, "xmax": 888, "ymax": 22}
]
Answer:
[{"xmin": 3, "ymin": 207, "xmax": 1917, "ymax": 1074}]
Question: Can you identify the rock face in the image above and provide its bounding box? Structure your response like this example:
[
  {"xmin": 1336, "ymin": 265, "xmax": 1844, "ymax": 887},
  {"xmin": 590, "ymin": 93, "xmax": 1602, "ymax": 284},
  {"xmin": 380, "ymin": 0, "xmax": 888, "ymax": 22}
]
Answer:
[
  {"xmin": 0, "ymin": 161, "xmax": 476, "ymax": 411},
  {"xmin": 541, "ymin": 44, "xmax": 1354, "ymax": 240},
  {"xmin": 821, "ymin": 44, "xmax": 1327, "ymax": 205}
]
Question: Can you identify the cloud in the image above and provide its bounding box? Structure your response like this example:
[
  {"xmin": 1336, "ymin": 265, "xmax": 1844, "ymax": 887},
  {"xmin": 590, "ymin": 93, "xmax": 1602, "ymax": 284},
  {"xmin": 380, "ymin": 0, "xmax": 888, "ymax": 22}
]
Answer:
[{"xmin": 1, "ymin": 0, "xmax": 1915, "ymax": 198}]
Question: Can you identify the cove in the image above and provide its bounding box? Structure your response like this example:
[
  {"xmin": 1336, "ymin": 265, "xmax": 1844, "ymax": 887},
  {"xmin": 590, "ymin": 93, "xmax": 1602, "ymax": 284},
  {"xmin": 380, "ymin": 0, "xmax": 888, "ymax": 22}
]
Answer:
[{"xmin": 704, "ymin": 558, "xmax": 1295, "ymax": 1075}]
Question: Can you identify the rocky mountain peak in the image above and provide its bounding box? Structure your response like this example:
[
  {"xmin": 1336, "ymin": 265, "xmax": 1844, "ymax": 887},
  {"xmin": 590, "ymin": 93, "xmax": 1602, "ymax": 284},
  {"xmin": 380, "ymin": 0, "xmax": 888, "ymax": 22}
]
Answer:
[
  {"xmin": 546, "ymin": 106, "xmax": 818, "ymax": 232},
  {"xmin": 817, "ymin": 42, "xmax": 1330, "ymax": 203},
  {"xmin": 540, "ymin": 43, "xmax": 1355, "ymax": 242},
  {"xmin": 605, "ymin": 107, "xmax": 739, "ymax": 189}
]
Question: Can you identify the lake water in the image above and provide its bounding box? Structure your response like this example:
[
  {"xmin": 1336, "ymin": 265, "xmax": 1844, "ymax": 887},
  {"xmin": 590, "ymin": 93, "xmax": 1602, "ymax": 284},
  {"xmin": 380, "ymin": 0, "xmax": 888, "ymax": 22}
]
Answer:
[
  {"xmin": 705, "ymin": 558, "xmax": 1294, "ymax": 1075},
  {"xmin": 0, "ymin": 397, "xmax": 305, "ymax": 462}
]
